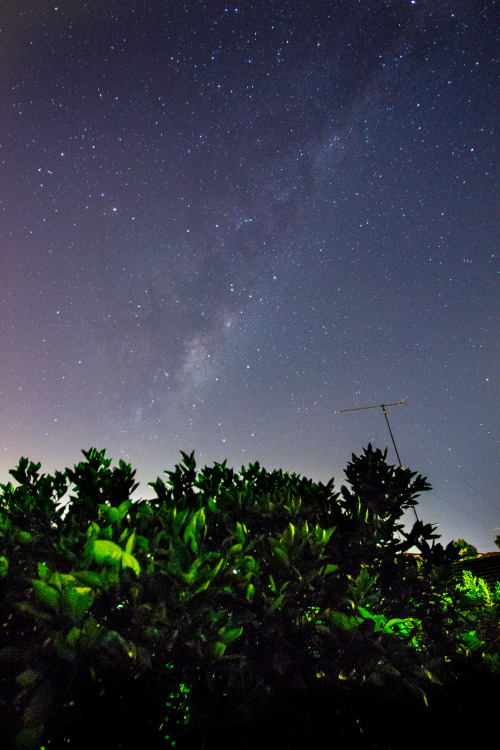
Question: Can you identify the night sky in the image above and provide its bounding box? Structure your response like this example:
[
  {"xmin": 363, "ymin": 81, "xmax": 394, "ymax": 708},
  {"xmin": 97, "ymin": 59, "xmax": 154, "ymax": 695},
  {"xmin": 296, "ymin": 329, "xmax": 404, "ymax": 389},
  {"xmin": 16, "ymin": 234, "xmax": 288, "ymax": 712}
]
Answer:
[{"xmin": 1, "ymin": 1, "xmax": 497, "ymax": 551}]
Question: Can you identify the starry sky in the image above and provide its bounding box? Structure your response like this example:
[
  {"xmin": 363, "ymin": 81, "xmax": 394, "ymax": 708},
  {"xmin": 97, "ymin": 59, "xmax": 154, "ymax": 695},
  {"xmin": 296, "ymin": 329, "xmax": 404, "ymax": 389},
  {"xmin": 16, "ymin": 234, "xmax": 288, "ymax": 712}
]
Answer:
[{"xmin": 1, "ymin": 1, "xmax": 497, "ymax": 551}]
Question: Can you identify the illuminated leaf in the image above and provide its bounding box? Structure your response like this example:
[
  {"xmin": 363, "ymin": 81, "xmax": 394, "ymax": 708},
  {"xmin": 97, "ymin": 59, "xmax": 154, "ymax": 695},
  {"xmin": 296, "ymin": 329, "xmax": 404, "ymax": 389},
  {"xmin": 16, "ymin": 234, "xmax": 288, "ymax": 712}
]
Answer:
[
  {"xmin": 66, "ymin": 627, "xmax": 82, "ymax": 647},
  {"xmin": 208, "ymin": 557, "xmax": 224, "ymax": 578},
  {"xmin": 125, "ymin": 529, "xmax": 136, "ymax": 554},
  {"xmin": 117, "ymin": 499, "xmax": 132, "ymax": 519},
  {"xmin": 61, "ymin": 587, "xmax": 94, "ymax": 624},
  {"xmin": 322, "ymin": 564, "xmax": 339, "ymax": 575},
  {"xmin": 37, "ymin": 562, "xmax": 50, "ymax": 580},
  {"xmin": 100, "ymin": 505, "xmax": 120, "ymax": 524},
  {"xmin": 72, "ymin": 570, "xmax": 104, "ymax": 589},
  {"xmin": 121, "ymin": 551, "xmax": 141, "ymax": 576},
  {"xmin": 219, "ymin": 625, "xmax": 243, "ymax": 643},
  {"xmin": 243, "ymin": 555, "xmax": 257, "ymax": 571},
  {"xmin": 49, "ymin": 571, "xmax": 76, "ymax": 590},
  {"xmin": 282, "ymin": 523, "xmax": 295, "ymax": 546},
  {"xmin": 270, "ymin": 593, "xmax": 286, "ymax": 611},
  {"xmin": 188, "ymin": 579, "xmax": 210, "ymax": 597},
  {"xmin": 92, "ymin": 539, "xmax": 123, "ymax": 567},
  {"xmin": 272, "ymin": 545, "xmax": 289, "ymax": 565},
  {"xmin": 211, "ymin": 641, "xmax": 226, "ymax": 657},
  {"xmin": 31, "ymin": 580, "xmax": 60, "ymax": 610}
]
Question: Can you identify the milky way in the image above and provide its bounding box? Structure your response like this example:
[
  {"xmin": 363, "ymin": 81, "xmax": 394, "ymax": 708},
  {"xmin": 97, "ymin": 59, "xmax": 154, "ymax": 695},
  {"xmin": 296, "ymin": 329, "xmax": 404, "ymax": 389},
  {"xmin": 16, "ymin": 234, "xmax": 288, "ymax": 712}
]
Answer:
[{"xmin": 2, "ymin": 1, "xmax": 497, "ymax": 550}]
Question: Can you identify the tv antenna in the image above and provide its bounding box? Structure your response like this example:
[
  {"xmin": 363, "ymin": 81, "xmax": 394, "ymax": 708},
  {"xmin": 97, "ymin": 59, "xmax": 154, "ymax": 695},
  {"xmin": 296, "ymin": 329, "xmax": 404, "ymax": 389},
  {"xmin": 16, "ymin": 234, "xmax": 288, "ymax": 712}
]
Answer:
[
  {"xmin": 339, "ymin": 401, "xmax": 407, "ymax": 466},
  {"xmin": 340, "ymin": 400, "xmax": 419, "ymax": 521}
]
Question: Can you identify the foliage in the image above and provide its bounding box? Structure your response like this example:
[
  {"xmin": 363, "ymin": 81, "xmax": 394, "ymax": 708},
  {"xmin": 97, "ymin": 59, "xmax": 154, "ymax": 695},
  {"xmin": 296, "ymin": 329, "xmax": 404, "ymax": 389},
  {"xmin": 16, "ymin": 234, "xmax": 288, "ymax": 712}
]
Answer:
[
  {"xmin": 0, "ymin": 444, "xmax": 498, "ymax": 749},
  {"xmin": 452, "ymin": 537, "xmax": 479, "ymax": 560},
  {"xmin": 457, "ymin": 569, "xmax": 500, "ymax": 606}
]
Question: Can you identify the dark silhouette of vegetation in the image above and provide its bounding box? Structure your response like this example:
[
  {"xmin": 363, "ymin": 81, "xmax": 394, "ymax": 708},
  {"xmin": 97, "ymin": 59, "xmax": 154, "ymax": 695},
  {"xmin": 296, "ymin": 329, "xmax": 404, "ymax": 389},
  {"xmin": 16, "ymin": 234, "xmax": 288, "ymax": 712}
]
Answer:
[{"xmin": 0, "ymin": 445, "xmax": 498, "ymax": 749}]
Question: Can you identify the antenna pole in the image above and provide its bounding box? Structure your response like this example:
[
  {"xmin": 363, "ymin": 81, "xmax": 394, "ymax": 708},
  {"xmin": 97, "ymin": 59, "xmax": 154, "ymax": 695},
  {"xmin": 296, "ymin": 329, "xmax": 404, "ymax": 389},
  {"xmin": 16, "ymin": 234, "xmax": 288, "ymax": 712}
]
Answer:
[
  {"xmin": 340, "ymin": 400, "xmax": 419, "ymax": 521},
  {"xmin": 381, "ymin": 404, "xmax": 402, "ymax": 467},
  {"xmin": 339, "ymin": 400, "xmax": 407, "ymax": 466}
]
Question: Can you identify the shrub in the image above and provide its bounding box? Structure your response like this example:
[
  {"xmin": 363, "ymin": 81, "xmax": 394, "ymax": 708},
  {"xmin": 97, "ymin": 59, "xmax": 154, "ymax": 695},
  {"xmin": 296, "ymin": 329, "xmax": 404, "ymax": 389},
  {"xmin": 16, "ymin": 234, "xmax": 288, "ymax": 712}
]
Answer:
[{"xmin": 0, "ymin": 445, "xmax": 498, "ymax": 748}]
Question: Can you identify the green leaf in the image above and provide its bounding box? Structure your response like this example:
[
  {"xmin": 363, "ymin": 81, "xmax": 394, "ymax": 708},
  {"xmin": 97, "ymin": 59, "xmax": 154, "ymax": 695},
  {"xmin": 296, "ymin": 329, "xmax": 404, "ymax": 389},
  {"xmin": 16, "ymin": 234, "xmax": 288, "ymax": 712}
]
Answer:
[
  {"xmin": 80, "ymin": 616, "xmax": 102, "ymax": 647},
  {"xmin": 357, "ymin": 606, "xmax": 374, "ymax": 620},
  {"xmin": 92, "ymin": 539, "xmax": 123, "ymax": 567},
  {"xmin": 23, "ymin": 683, "xmax": 53, "ymax": 725},
  {"xmin": 219, "ymin": 625, "xmax": 243, "ymax": 643},
  {"xmin": 15, "ymin": 602, "xmax": 53, "ymax": 623},
  {"xmin": 48, "ymin": 571, "xmax": 64, "ymax": 591},
  {"xmin": 15, "ymin": 724, "xmax": 44, "ymax": 750},
  {"xmin": 66, "ymin": 627, "xmax": 82, "ymax": 647},
  {"xmin": 323, "ymin": 526, "xmax": 337, "ymax": 545},
  {"xmin": 282, "ymin": 523, "xmax": 295, "ymax": 546},
  {"xmin": 385, "ymin": 617, "xmax": 412, "ymax": 634},
  {"xmin": 72, "ymin": 570, "xmax": 104, "ymax": 589},
  {"xmin": 325, "ymin": 609, "xmax": 361, "ymax": 630},
  {"xmin": 121, "ymin": 551, "xmax": 141, "ymax": 576},
  {"xmin": 322, "ymin": 564, "xmax": 339, "ymax": 575},
  {"xmin": 31, "ymin": 580, "xmax": 60, "ymax": 610},
  {"xmin": 459, "ymin": 630, "xmax": 485, "ymax": 651},
  {"xmin": 100, "ymin": 505, "xmax": 120, "ymax": 524},
  {"xmin": 134, "ymin": 534, "xmax": 149, "ymax": 552},
  {"xmin": 15, "ymin": 669, "xmax": 41, "ymax": 688},
  {"xmin": 125, "ymin": 529, "xmax": 136, "ymax": 554},
  {"xmin": 417, "ymin": 667, "xmax": 442, "ymax": 685},
  {"xmin": 173, "ymin": 506, "xmax": 190, "ymax": 529},
  {"xmin": 0, "ymin": 556, "xmax": 8, "ymax": 578},
  {"xmin": 48, "ymin": 571, "xmax": 76, "ymax": 591},
  {"xmin": 102, "ymin": 630, "xmax": 129, "ymax": 655},
  {"xmin": 243, "ymin": 555, "xmax": 257, "ymax": 571},
  {"xmin": 246, "ymin": 583, "xmax": 255, "ymax": 601},
  {"xmin": 117, "ymin": 499, "xmax": 132, "ymax": 520},
  {"xmin": 211, "ymin": 641, "xmax": 226, "ymax": 657},
  {"xmin": 270, "ymin": 593, "xmax": 286, "ymax": 611},
  {"xmin": 314, "ymin": 525, "xmax": 325, "ymax": 543},
  {"xmin": 61, "ymin": 587, "xmax": 94, "ymax": 625},
  {"xmin": 118, "ymin": 527, "xmax": 128, "ymax": 544},
  {"xmin": 37, "ymin": 562, "xmax": 50, "ymax": 580},
  {"xmin": 272, "ymin": 545, "xmax": 289, "ymax": 565},
  {"xmin": 234, "ymin": 521, "xmax": 247, "ymax": 544},
  {"xmin": 182, "ymin": 508, "xmax": 206, "ymax": 552},
  {"xmin": 183, "ymin": 556, "xmax": 204, "ymax": 582},
  {"xmin": 190, "ymin": 579, "xmax": 211, "ymax": 597},
  {"xmin": 86, "ymin": 521, "xmax": 100, "ymax": 539},
  {"xmin": 208, "ymin": 557, "xmax": 224, "ymax": 579}
]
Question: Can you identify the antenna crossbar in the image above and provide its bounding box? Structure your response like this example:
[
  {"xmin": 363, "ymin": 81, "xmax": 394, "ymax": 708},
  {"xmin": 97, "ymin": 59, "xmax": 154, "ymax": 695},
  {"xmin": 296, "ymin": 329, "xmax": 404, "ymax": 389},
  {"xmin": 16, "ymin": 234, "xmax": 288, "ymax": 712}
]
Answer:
[{"xmin": 339, "ymin": 401, "xmax": 407, "ymax": 413}]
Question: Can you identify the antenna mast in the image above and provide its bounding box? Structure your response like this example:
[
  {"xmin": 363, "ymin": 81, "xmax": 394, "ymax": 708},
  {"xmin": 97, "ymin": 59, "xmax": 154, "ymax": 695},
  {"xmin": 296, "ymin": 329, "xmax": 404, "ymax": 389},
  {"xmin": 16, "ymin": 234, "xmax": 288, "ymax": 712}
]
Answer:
[
  {"xmin": 339, "ymin": 401, "xmax": 407, "ymax": 467},
  {"xmin": 340, "ymin": 400, "xmax": 419, "ymax": 522}
]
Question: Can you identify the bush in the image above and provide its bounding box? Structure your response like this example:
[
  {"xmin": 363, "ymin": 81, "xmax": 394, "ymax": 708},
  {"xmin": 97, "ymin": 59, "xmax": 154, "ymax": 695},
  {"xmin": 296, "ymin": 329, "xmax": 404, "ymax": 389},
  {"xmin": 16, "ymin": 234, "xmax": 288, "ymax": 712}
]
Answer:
[{"xmin": 0, "ymin": 445, "xmax": 498, "ymax": 748}]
